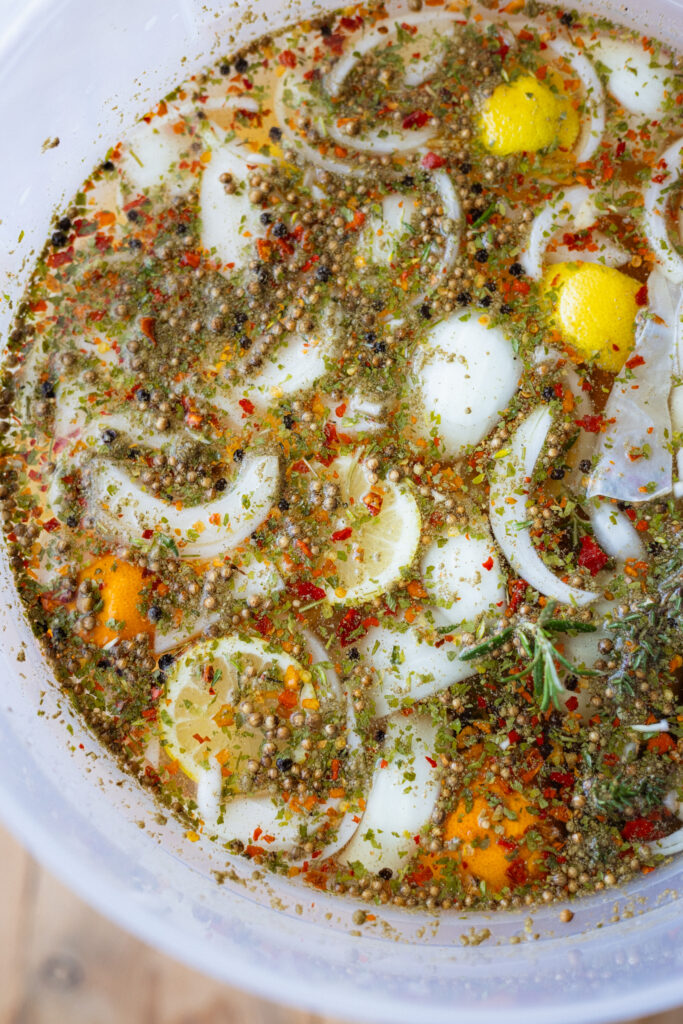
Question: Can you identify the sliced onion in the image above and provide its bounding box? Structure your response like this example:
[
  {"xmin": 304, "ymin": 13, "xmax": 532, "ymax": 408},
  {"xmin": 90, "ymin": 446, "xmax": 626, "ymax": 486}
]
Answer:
[
  {"xmin": 547, "ymin": 229, "xmax": 630, "ymax": 269},
  {"xmin": 490, "ymin": 407, "xmax": 597, "ymax": 606},
  {"xmin": 358, "ymin": 624, "xmax": 474, "ymax": 716},
  {"xmin": 199, "ymin": 147, "xmax": 264, "ymax": 274},
  {"xmin": 647, "ymin": 828, "xmax": 683, "ymax": 856},
  {"xmin": 325, "ymin": 13, "xmax": 457, "ymax": 97},
  {"xmin": 197, "ymin": 764, "xmax": 360, "ymax": 863},
  {"xmin": 545, "ymin": 39, "xmax": 605, "ymax": 164},
  {"xmin": 154, "ymin": 610, "xmax": 219, "ymax": 655},
  {"xmin": 87, "ymin": 453, "xmax": 279, "ymax": 556},
  {"xmin": 644, "ymin": 137, "xmax": 683, "ymax": 284},
  {"xmin": 328, "ymin": 392, "xmax": 387, "ymax": 437},
  {"xmin": 273, "ymin": 69, "xmax": 360, "ymax": 177},
  {"xmin": 632, "ymin": 719, "xmax": 670, "ymax": 733},
  {"xmin": 338, "ymin": 713, "xmax": 439, "ymax": 874},
  {"xmin": 420, "ymin": 525, "xmax": 507, "ymax": 628},
  {"xmin": 588, "ymin": 270, "xmax": 677, "ymax": 503},
  {"xmin": 210, "ymin": 320, "xmax": 335, "ymax": 424},
  {"xmin": 520, "ymin": 184, "xmax": 594, "ymax": 280},
  {"xmin": 588, "ymin": 500, "xmax": 646, "ymax": 562},
  {"xmin": 302, "ymin": 629, "xmax": 342, "ymax": 703}
]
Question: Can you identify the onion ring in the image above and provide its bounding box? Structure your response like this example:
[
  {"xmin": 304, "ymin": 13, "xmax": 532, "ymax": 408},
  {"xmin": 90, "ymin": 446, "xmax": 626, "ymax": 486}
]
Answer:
[
  {"xmin": 490, "ymin": 407, "xmax": 597, "ymax": 606},
  {"xmin": 644, "ymin": 137, "xmax": 683, "ymax": 284}
]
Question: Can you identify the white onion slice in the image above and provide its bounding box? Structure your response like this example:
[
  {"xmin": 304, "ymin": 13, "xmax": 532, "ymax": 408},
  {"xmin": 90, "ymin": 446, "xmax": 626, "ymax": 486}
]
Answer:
[
  {"xmin": 420, "ymin": 525, "xmax": 506, "ymax": 627},
  {"xmin": 588, "ymin": 270, "xmax": 677, "ymax": 502},
  {"xmin": 588, "ymin": 500, "xmax": 646, "ymax": 562},
  {"xmin": 358, "ymin": 624, "xmax": 473, "ymax": 716},
  {"xmin": 200, "ymin": 148, "xmax": 263, "ymax": 274},
  {"xmin": 414, "ymin": 312, "xmax": 520, "ymax": 456},
  {"xmin": 521, "ymin": 184, "xmax": 595, "ymax": 280},
  {"xmin": 328, "ymin": 392, "xmax": 387, "ymax": 438},
  {"xmin": 583, "ymin": 37, "xmax": 672, "ymax": 119},
  {"xmin": 647, "ymin": 828, "xmax": 683, "ymax": 856},
  {"xmin": 338, "ymin": 714, "xmax": 439, "ymax": 874},
  {"xmin": 154, "ymin": 610, "xmax": 219, "ymax": 655},
  {"xmin": 328, "ymin": 121, "xmax": 434, "ymax": 156},
  {"xmin": 302, "ymin": 629, "xmax": 342, "ymax": 704},
  {"xmin": 631, "ymin": 719, "xmax": 670, "ymax": 733},
  {"xmin": 211, "ymin": 322, "xmax": 334, "ymax": 424},
  {"xmin": 119, "ymin": 116, "xmax": 191, "ymax": 194},
  {"xmin": 490, "ymin": 407, "xmax": 597, "ymax": 606},
  {"xmin": 197, "ymin": 765, "xmax": 360, "ymax": 863},
  {"xmin": 644, "ymin": 137, "xmax": 683, "ymax": 284},
  {"xmin": 88, "ymin": 453, "xmax": 279, "ymax": 556},
  {"xmin": 273, "ymin": 70, "xmax": 360, "ymax": 177},
  {"xmin": 546, "ymin": 38, "xmax": 606, "ymax": 164},
  {"xmin": 547, "ymin": 229, "xmax": 630, "ymax": 269}
]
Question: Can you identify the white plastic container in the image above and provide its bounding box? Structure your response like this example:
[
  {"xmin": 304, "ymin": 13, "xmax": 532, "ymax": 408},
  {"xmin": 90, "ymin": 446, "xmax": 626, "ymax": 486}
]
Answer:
[{"xmin": 1, "ymin": 1, "xmax": 683, "ymax": 1021}]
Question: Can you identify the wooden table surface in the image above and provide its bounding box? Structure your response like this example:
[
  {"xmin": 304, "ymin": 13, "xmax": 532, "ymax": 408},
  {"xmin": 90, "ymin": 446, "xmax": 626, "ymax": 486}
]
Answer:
[{"xmin": 0, "ymin": 823, "xmax": 681, "ymax": 1024}]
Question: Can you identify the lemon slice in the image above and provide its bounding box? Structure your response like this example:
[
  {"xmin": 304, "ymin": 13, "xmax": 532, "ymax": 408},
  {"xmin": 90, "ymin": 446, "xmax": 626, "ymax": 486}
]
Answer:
[
  {"xmin": 321, "ymin": 455, "xmax": 421, "ymax": 605},
  {"xmin": 161, "ymin": 635, "xmax": 304, "ymax": 782}
]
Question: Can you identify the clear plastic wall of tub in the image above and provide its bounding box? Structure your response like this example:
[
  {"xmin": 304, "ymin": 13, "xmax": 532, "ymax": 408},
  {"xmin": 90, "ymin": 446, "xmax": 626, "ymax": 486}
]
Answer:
[{"xmin": 1, "ymin": 1, "xmax": 683, "ymax": 1022}]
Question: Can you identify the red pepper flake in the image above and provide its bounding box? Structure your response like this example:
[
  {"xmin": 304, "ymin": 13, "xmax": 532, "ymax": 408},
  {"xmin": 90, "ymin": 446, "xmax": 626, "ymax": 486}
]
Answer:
[
  {"xmin": 476, "ymin": 695, "xmax": 488, "ymax": 709},
  {"xmin": 335, "ymin": 402, "xmax": 347, "ymax": 417},
  {"xmin": 626, "ymin": 353, "xmax": 645, "ymax": 369},
  {"xmin": 425, "ymin": 756, "xmax": 437, "ymax": 768},
  {"xmin": 337, "ymin": 607, "xmax": 366, "ymax": 647},
  {"xmin": 648, "ymin": 732, "xmax": 676, "ymax": 754},
  {"xmin": 421, "ymin": 151, "xmax": 446, "ymax": 170},
  {"xmin": 482, "ymin": 556, "xmax": 494, "ymax": 571},
  {"xmin": 575, "ymin": 414, "xmax": 604, "ymax": 433},
  {"xmin": 253, "ymin": 615, "xmax": 273, "ymax": 636},
  {"xmin": 278, "ymin": 49, "xmax": 297, "ymax": 67},
  {"xmin": 506, "ymin": 858, "xmax": 529, "ymax": 886},
  {"xmin": 498, "ymin": 837, "xmax": 516, "ymax": 851},
  {"xmin": 622, "ymin": 814, "xmax": 670, "ymax": 842},
  {"xmin": 238, "ymin": 398, "xmax": 255, "ymax": 415},
  {"xmin": 508, "ymin": 729, "xmax": 521, "ymax": 744},
  {"xmin": 294, "ymin": 580, "xmax": 326, "ymax": 602},
  {"xmin": 405, "ymin": 863, "xmax": 433, "ymax": 887},
  {"xmin": 179, "ymin": 250, "xmax": 200, "ymax": 268},
  {"xmin": 142, "ymin": 528, "xmax": 154, "ymax": 540},
  {"xmin": 577, "ymin": 535, "xmax": 608, "ymax": 576},
  {"xmin": 46, "ymin": 249, "xmax": 74, "ymax": 268},
  {"xmin": 549, "ymin": 771, "xmax": 575, "ymax": 787},
  {"xmin": 323, "ymin": 421, "xmax": 339, "ymax": 447},
  {"xmin": 331, "ymin": 758, "xmax": 340, "ymax": 781},
  {"xmin": 402, "ymin": 110, "xmax": 430, "ymax": 130},
  {"xmin": 331, "ymin": 527, "xmax": 352, "ymax": 542},
  {"xmin": 565, "ymin": 695, "xmax": 579, "ymax": 712},
  {"xmin": 140, "ymin": 317, "xmax": 156, "ymax": 343},
  {"xmin": 507, "ymin": 578, "xmax": 527, "ymax": 613},
  {"xmin": 322, "ymin": 33, "xmax": 346, "ymax": 54},
  {"xmin": 616, "ymin": 139, "xmax": 627, "ymax": 157},
  {"xmin": 635, "ymin": 285, "xmax": 648, "ymax": 307},
  {"xmin": 43, "ymin": 517, "xmax": 60, "ymax": 533},
  {"xmin": 290, "ymin": 459, "xmax": 310, "ymax": 474}
]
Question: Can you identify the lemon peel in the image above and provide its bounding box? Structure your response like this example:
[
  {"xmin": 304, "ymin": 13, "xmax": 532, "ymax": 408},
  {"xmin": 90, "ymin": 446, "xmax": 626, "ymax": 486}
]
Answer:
[
  {"xmin": 480, "ymin": 73, "xmax": 579, "ymax": 156},
  {"xmin": 543, "ymin": 261, "xmax": 641, "ymax": 372}
]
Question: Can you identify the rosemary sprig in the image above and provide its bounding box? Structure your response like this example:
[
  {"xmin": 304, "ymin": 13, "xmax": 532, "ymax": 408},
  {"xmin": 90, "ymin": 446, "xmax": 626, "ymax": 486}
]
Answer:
[
  {"xmin": 461, "ymin": 602, "xmax": 598, "ymax": 711},
  {"xmin": 605, "ymin": 557, "xmax": 683, "ymax": 696}
]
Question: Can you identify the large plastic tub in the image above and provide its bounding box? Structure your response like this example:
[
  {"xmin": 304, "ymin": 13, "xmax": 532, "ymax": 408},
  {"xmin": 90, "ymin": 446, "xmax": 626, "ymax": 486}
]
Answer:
[{"xmin": 1, "ymin": 1, "xmax": 683, "ymax": 1021}]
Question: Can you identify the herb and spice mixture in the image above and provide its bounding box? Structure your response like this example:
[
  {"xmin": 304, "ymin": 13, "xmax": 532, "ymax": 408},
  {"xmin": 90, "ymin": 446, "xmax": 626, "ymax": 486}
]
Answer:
[{"xmin": 4, "ymin": 0, "xmax": 683, "ymax": 913}]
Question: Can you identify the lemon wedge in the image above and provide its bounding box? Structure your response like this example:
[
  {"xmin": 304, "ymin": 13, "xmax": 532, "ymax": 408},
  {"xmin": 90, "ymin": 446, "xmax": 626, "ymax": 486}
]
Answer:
[
  {"xmin": 480, "ymin": 73, "xmax": 579, "ymax": 156},
  {"xmin": 161, "ymin": 635, "xmax": 305, "ymax": 782},
  {"xmin": 543, "ymin": 261, "xmax": 641, "ymax": 372},
  {"xmin": 322, "ymin": 455, "xmax": 421, "ymax": 605}
]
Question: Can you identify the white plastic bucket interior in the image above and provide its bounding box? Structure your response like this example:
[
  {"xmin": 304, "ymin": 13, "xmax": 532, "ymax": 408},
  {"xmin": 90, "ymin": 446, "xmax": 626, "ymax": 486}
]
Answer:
[{"xmin": 1, "ymin": 1, "xmax": 683, "ymax": 1022}]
